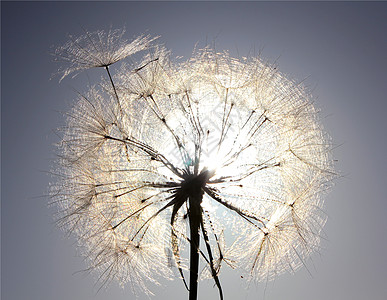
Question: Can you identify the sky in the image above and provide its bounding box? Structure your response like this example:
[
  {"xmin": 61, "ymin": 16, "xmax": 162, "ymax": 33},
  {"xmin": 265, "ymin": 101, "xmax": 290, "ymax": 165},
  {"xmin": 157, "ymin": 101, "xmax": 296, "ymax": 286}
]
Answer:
[{"xmin": 1, "ymin": 1, "xmax": 387, "ymax": 300}]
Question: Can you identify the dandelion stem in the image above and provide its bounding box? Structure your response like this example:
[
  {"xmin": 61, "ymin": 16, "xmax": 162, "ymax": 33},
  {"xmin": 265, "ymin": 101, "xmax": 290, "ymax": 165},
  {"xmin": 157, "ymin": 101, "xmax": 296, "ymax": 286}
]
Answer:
[
  {"xmin": 188, "ymin": 192, "xmax": 202, "ymax": 300},
  {"xmin": 179, "ymin": 171, "xmax": 210, "ymax": 300}
]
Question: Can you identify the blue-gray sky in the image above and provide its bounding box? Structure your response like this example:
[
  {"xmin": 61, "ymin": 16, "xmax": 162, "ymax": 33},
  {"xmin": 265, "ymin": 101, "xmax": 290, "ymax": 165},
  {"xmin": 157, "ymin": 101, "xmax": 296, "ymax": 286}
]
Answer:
[{"xmin": 2, "ymin": 1, "xmax": 387, "ymax": 300}]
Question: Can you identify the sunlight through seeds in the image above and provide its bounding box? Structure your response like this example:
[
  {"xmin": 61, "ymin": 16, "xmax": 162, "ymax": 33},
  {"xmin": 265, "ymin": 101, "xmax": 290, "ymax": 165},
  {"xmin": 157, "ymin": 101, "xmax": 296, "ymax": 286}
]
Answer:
[{"xmin": 50, "ymin": 29, "xmax": 336, "ymax": 299}]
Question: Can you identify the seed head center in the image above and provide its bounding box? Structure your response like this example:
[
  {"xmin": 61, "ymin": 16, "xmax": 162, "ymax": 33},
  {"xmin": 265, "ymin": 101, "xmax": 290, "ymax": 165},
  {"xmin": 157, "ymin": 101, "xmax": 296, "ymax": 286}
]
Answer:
[{"xmin": 180, "ymin": 169, "xmax": 213, "ymax": 199}]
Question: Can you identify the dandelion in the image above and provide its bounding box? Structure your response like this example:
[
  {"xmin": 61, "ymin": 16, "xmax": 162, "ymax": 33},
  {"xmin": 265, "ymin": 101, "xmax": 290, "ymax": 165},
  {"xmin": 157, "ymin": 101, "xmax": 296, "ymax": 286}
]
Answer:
[
  {"xmin": 50, "ymin": 30, "xmax": 335, "ymax": 300},
  {"xmin": 54, "ymin": 28, "xmax": 156, "ymax": 80}
]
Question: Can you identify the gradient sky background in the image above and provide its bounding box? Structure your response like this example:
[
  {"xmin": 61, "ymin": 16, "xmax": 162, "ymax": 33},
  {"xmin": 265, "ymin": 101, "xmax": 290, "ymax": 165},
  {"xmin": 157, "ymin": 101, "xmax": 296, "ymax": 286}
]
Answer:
[{"xmin": 2, "ymin": 1, "xmax": 387, "ymax": 300}]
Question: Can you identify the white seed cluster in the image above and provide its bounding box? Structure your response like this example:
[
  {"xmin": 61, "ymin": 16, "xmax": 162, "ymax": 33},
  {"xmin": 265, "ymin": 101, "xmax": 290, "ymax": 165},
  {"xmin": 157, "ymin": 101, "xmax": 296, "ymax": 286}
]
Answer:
[{"xmin": 51, "ymin": 30, "xmax": 335, "ymax": 295}]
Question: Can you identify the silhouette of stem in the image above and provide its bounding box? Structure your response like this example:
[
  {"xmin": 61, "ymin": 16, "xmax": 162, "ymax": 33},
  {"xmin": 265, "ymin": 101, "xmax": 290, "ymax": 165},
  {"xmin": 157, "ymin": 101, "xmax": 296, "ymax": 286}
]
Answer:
[{"xmin": 188, "ymin": 185, "xmax": 204, "ymax": 300}]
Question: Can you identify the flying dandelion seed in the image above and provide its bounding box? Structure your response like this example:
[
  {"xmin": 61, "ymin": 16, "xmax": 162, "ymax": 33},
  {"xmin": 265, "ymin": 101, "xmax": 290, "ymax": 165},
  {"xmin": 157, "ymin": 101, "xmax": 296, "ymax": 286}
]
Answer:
[
  {"xmin": 53, "ymin": 28, "xmax": 157, "ymax": 81},
  {"xmin": 50, "ymin": 29, "xmax": 336, "ymax": 300}
]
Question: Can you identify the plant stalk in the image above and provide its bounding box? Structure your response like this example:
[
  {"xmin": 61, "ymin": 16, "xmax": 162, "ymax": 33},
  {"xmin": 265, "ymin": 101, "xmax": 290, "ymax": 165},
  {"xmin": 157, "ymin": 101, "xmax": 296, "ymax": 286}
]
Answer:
[{"xmin": 188, "ymin": 190, "xmax": 203, "ymax": 300}]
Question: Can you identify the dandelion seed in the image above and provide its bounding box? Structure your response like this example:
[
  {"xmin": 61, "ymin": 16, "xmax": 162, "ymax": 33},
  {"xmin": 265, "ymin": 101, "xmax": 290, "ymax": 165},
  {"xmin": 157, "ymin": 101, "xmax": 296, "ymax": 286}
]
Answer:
[
  {"xmin": 50, "ymin": 31, "xmax": 336, "ymax": 299},
  {"xmin": 54, "ymin": 28, "xmax": 157, "ymax": 81}
]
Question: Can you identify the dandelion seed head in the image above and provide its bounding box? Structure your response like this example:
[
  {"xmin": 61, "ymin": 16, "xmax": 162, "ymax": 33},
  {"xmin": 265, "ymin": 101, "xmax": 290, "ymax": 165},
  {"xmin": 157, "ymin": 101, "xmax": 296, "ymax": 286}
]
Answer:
[{"xmin": 50, "ymin": 32, "xmax": 336, "ymax": 296}]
